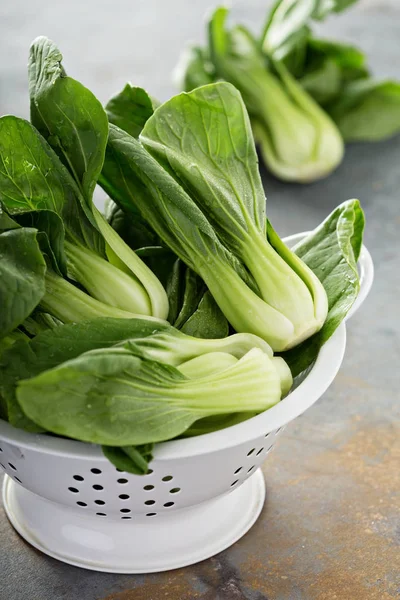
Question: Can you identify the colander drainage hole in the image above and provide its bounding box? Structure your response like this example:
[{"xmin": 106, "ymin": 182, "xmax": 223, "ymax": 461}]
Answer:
[
  {"xmin": 91, "ymin": 468, "xmax": 102, "ymax": 475},
  {"xmin": 234, "ymin": 467, "xmax": 242, "ymax": 475},
  {"xmin": 117, "ymin": 478, "xmax": 128, "ymax": 484},
  {"xmin": 267, "ymin": 445, "xmax": 274, "ymax": 453},
  {"xmin": 119, "ymin": 494, "xmax": 130, "ymax": 500},
  {"xmin": 121, "ymin": 516, "xmax": 131, "ymax": 520},
  {"xmin": 164, "ymin": 502, "xmax": 174, "ymax": 508},
  {"xmin": 264, "ymin": 432, "xmax": 270, "ymax": 438},
  {"xmin": 248, "ymin": 466, "xmax": 255, "ymax": 473},
  {"xmin": 256, "ymin": 448, "xmax": 264, "ymax": 456},
  {"xmin": 73, "ymin": 475, "xmax": 84, "ymax": 481},
  {"xmin": 143, "ymin": 484, "xmax": 154, "ymax": 491},
  {"xmin": 146, "ymin": 513, "xmax": 157, "ymax": 517},
  {"xmin": 146, "ymin": 469, "xmax": 153, "ymax": 475},
  {"xmin": 77, "ymin": 501, "xmax": 87, "ymax": 507},
  {"xmin": 247, "ymin": 449, "xmax": 255, "ymax": 457},
  {"xmin": 96, "ymin": 513, "xmax": 107, "ymax": 517},
  {"xmin": 169, "ymin": 487, "xmax": 181, "ymax": 494},
  {"xmin": 94, "ymin": 500, "xmax": 105, "ymax": 505},
  {"xmin": 93, "ymin": 484, "xmax": 103, "ymax": 491},
  {"xmin": 14, "ymin": 477, "xmax": 22, "ymax": 484},
  {"xmin": 8, "ymin": 463, "xmax": 17, "ymax": 471},
  {"xmin": 0, "ymin": 447, "xmax": 3, "ymax": 452},
  {"xmin": 120, "ymin": 508, "xmax": 131, "ymax": 513},
  {"xmin": 162, "ymin": 475, "xmax": 173, "ymax": 482},
  {"xmin": 0, "ymin": 463, "xmax": 5, "ymax": 470},
  {"xmin": 231, "ymin": 480, "xmax": 239, "ymax": 487},
  {"xmin": 144, "ymin": 500, "xmax": 155, "ymax": 506},
  {"xmin": 68, "ymin": 487, "xmax": 79, "ymax": 493}
]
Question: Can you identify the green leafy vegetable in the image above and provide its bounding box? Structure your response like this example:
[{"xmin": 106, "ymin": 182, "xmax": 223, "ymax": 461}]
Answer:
[
  {"xmin": 207, "ymin": 8, "xmax": 344, "ymax": 183},
  {"xmin": 29, "ymin": 36, "xmax": 108, "ymax": 202},
  {"xmin": 297, "ymin": 38, "xmax": 368, "ymax": 104},
  {"xmin": 0, "ymin": 228, "xmax": 46, "ymax": 338},
  {"xmin": 140, "ymin": 81, "xmax": 328, "ymax": 350},
  {"xmin": 104, "ymin": 87, "xmax": 229, "ymax": 339},
  {"xmin": 180, "ymin": 291, "xmax": 229, "ymax": 339},
  {"xmin": 175, "ymin": 46, "xmax": 216, "ymax": 91},
  {"xmin": 106, "ymin": 84, "xmax": 155, "ymax": 139},
  {"xmin": 102, "ymin": 444, "xmax": 154, "ymax": 475},
  {"xmin": 0, "ymin": 114, "xmax": 165, "ymax": 322},
  {"xmin": 0, "ymin": 316, "xmax": 272, "ymax": 431},
  {"xmin": 260, "ymin": 0, "xmax": 359, "ymax": 59},
  {"xmin": 28, "ymin": 36, "xmax": 169, "ymax": 320},
  {"xmin": 283, "ymin": 199, "xmax": 364, "ymax": 375},
  {"xmin": 102, "ymin": 124, "xmax": 282, "ymax": 337},
  {"xmin": 327, "ymin": 79, "xmax": 400, "ymax": 141},
  {"xmin": 178, "ymin": 0, "xmax": 400, "ymax": 183},
  {"xmin": 16, "ymin": 347, "xmax": 282, "ymax": 445},
  {"xmin": 0, "ymin": 317, "xmax": 170, "ymax": 430}
]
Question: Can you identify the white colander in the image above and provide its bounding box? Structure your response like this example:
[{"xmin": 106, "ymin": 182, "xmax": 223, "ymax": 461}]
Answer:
[{"xmin": 0, "ymin": 234, "xmax": 374, "ymax": 574}]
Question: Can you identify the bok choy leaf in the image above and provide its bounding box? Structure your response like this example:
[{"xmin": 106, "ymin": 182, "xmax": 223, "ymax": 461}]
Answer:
[
  {"xmin": 283, "ymin": 199, "xmax": 364, "ymax": 376},
  {"xmin": 28, "ymin": 36, "xmax": 169, "ymax": 320},
  {"xmin": 16, "ymin": 346, "xmax": 282, "ymax": 445}
]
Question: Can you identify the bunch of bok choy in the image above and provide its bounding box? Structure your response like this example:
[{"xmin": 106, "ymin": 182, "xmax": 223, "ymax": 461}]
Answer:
[
  {"xmin": 177, "ymin": 0, "xmax": 400, "ymax": 182},
  {"xmin": 0, "ymin": 37, "xmax": 364, "ymax": 473}
]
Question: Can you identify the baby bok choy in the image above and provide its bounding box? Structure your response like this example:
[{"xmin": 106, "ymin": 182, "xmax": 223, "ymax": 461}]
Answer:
[
  {"xmin": 101, "ymin": 82, "xmax": 328, "ymax": 351},
  {"xmin": 16, "ymin": 345, "xmax": 282, "ymax": 447},
  {"xmin": 208, "ymin": 7, "xmax": 344, "ymax": 182},
  {"xmin": 20, "ymin": 36, "xmax": 169, "ymax": 321},
  {"xmin": 178, "ymin": 6, "xmax": 344, "ymax": 182},
  {"xmin": 0, "ymin": 116, "xmax": 167, "ymax": 323}
]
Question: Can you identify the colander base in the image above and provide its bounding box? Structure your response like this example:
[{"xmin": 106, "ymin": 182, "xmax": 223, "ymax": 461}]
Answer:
[{"xmin": 3, "ymin": 470, "xmax": 265, "ymax": 573}]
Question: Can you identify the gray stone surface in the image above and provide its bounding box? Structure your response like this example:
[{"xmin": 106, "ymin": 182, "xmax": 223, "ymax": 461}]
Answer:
[{"xmin": 1, "ymin": 1, "xmax": 400, "ymax": 599}]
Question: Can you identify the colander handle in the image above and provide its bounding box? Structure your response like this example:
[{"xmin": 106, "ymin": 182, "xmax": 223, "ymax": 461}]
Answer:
[{"xmin": 345, "ymin": 244, "xmax": 374, "ymax": 321}]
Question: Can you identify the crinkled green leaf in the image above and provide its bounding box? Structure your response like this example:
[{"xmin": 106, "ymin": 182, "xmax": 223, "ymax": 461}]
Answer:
[
  {"xmin": 29, "ymin": 36, "xmax": 109, "ymax": 202},
  {"xmin": 102, "ymin": 444, "xmax": 154, "ymax": 475},
  {"xmin": 141, "ymin": 81, "xmax": 266, "ymax": 250},
  {"xmin": 16, "ymin": 209, "xmax": 67, "ymax": 276},
  {"xmin": 106, "ymin": 84, "xmax": 155, "ymax": 139},
  {"xmin": 105, "ymin": 198, "xmax": 163, "ymax": 251},
  {"xmin": 282, "ymin": 199, "xmax": 364, "ymax": 376},
  {"xmin": 16, "ymin": 346, "xmax": 280, "ymax": 445},
  {"xmin": 174, "ymin": 268, "xmax": 205, "ymax": 330},
  {"xmin": 181, "ymin": 291, "xmax": 229, "ymax": 339},
  {"xmin": 327, "ymin": 79, "xmax": 400, "ymax": 141},
  {"xmin": 0, "ymin": 228, "xmax": 46, "ymax": 338},
  {"xmin": 0, "ymin": 205, "xmax": 20, "ymax": 230},
  {"xmin": 0, "ymin": 116, "xmax": 74, "ymax": 217},
  {"xmin": 101, "ymin": 124, "xmax": 243, "ymax": 276},
  {"xmin": 0, "ymin": 317, "xmax": 170, "ymax": 431}
]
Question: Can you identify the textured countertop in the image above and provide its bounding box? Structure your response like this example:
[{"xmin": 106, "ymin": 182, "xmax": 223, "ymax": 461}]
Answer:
[{"xmin": 1, "ymin": 1, "xmax": 399, "ymax": 599}]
